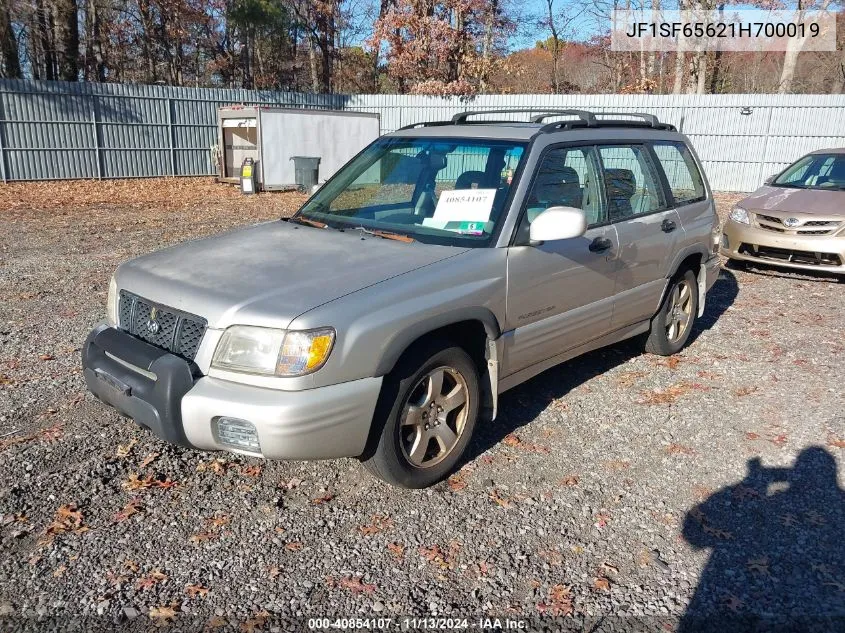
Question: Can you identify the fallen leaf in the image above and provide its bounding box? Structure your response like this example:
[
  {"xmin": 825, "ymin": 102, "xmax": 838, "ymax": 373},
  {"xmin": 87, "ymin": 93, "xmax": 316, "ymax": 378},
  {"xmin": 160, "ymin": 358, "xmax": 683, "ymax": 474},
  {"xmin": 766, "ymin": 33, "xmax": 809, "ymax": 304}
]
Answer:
[
  {"xmin": 827, "ymin": 436, "xmax": 845, "ymax": 449},
  {"xmin": 241, "ymin": 465, "xmax": 262, "ymax": 477},
  {"xmin": 41, "ymin": 504, "xmax": 88, "ymax": 543},
  {"xmin": 124, "ymin": 560, "xmax": 139, "ymax": 572},
  {"xmin": 769, "ymin": 434, "xmax": 788, "ymax": 447},
  {"xmin": 189, "ymin": 532, "xmax": 217, "ymax": 543},
  {"xmin": 746, "ymin": 557, "xmax": 771, "ymax": 576},
  {"xmin": 39, "ymin": 354, "xmax": 55, "ymax": 361},
  {"xmin": 139, "ymin": 452, "xmax": 159, "ymax": 468},
  {"xmin": 207, "ymin": 515, "xmax": 230, "ymax": 529},
  {"xmin": 268, "ymin": 566, "xmax": 280, "ymax": 579},
  {"xmin": 53, "ymin": 564, "xmax": 67, "ymax": 578},
  {"xmin": 115, "ymin": 439, "xmax": 137, "ymax": 458},
  {"xmin": 387, "ymin": 542, "xmax": 405, "ymax": 558},
  {"xmin": 559, "ymin": 475, "xmax": 579, "ymax": 487},
  {"xmin": 502, "ymin": 433, "xmax": 521, "ymax": 447},
  {"xmin": 359, "ymin": 515, "xmax": 394, "ymax": 536},
  {"xmin": 112, "ymin": 498, "xmax": 144, "ymax": 523},
  {"xmin": 666, "ymin": 443, "xmax": 696, "ymax": 456},
  {"xmin": 186, "ymin": 583, "xmax": 209, "ymax": 598},
  {"xmin": 206, "ymin": 615, "xmax": 228, "ymax": 629},
  {"xmin": 136, "ymin": 570, "xmax": 168, "ymax": 590},
  {"xmin": 328, "ymin": 575, "xmax": 376, "ymax": 595},
  {"xmin": 536, "ymin": 584, "xmax": 573, "ymax": 617},
  {"xmin": 123, "ymin": 473, "xmax": 178, "ymax": 491},
  {"xmin": 447, "ymin": 474, "xmax": 467, "ymax": 492},
  {"xmin": 733, "ymin": 386, "xmax": 758, "ymax": 397},
  {"xmin": 489, "ymin": 489, "xmax": 511, "ymax": 508},
  {"xmin": 284, "ymin": 541, "xmax": 303, "ymax": 551},
  {"xmin": 745, "ymin": 432, "xmax": 760, "ymax": 440},
  {"xmin": 148, "ymin": 604, "xmax": 179, "ymax": 623},
  {"xmin": 593, "ymin": 576, "xmax": 611, "ymax": 591},
  {"xmin": 311, "ymin": 493, "xmax": 334, "ymax": 505}
]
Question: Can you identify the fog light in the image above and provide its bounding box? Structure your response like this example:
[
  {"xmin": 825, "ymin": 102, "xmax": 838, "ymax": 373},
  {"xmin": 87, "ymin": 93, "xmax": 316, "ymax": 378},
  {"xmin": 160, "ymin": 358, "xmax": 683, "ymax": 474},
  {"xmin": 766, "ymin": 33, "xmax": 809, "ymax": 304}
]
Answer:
[
  {"xmin": 721, "ymin": 234, "xmax": 729, "ymax": 249},
  {"xmin": 215, "ymin": 417, "xmax": 261, "ymax": 453}
]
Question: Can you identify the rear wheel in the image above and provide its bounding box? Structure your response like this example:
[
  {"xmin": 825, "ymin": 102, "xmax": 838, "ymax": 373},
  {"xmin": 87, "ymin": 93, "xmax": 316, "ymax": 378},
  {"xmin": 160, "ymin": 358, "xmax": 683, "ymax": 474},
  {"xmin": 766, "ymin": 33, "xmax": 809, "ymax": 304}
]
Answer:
[
  {"xmin": 363, "ymin": 342, "xmax": 479, "ymax": 488},
  {"xmin": 644, "ymin": 269, "xmax": 699, "ymax": 356}
]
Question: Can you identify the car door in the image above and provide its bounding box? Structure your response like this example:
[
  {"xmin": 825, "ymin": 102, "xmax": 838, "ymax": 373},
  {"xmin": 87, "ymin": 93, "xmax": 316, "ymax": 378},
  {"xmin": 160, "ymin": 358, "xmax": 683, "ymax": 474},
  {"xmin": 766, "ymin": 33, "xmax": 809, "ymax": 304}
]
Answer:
[
  {"xmin": 597, "ymin": 143, "xmax": 681, "ymax": 329},
  {"xmin": 504, "ymin": 145, "xmax": 618, "ymax": 376}
]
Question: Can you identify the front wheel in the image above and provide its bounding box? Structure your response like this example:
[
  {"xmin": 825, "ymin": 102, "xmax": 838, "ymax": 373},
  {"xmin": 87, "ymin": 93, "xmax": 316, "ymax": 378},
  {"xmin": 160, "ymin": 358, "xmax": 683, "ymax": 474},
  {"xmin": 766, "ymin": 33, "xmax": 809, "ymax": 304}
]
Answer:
[
  {"xmin": 363, "ymin": 343, "xmax": 479, "ymax": 488},
  {"xmin": 644, "ymin": 269, "xmax": 699, "ymax": 356}
]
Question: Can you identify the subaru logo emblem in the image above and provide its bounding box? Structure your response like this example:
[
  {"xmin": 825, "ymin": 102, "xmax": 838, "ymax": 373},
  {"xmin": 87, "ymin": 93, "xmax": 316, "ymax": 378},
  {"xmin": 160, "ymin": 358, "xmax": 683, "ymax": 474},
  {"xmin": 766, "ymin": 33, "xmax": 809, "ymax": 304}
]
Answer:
[
  {"xmin": 783, "ymin": 217, "xmax": 801, "ymax": 228},
  {"xmin": 146, "ymin": 307, "xmax": 160, "ymax": 335}
]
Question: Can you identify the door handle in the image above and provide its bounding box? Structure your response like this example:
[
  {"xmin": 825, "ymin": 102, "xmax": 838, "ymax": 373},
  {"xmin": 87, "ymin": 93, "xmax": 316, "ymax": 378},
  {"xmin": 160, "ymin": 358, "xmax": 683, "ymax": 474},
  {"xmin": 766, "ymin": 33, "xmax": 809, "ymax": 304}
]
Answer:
[
  {"xmin": 589, "ymin": 237, "xmax": 613, "ymax": 253},
  {"xmin": 661, "ymin": 219, "xmax": 677, "ymax": 233}
]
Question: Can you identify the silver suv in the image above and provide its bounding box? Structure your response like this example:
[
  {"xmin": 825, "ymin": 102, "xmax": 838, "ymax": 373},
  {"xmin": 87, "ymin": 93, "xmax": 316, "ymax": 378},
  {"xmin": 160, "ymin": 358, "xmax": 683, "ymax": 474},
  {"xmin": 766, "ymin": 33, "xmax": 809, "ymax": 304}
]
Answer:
[{"xmin": 82, "ymin": 109, "xmax": 721, "ymax": 488}]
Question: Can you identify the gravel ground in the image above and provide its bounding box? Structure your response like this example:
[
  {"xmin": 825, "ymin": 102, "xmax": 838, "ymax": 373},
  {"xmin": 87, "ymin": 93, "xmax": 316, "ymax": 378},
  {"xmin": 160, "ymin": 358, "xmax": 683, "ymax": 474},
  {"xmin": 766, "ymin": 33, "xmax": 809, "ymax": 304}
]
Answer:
[{"xmin": 0, "ymin": 181, "xmax": 843, "ymax": 632}]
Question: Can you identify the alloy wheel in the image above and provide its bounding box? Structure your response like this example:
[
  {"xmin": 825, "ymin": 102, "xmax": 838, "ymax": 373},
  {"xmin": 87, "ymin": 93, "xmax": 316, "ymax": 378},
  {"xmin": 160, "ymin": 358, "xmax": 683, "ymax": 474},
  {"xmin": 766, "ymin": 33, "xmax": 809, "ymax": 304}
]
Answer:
[{"xmin": 399, "ymin": 366, "xmax": 469, "ymax": 468}]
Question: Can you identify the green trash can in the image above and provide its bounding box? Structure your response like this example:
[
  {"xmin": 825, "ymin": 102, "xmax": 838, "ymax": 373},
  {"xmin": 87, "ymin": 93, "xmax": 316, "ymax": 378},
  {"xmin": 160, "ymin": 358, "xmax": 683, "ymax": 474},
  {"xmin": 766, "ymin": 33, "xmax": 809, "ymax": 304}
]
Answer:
[{"xmin": 291, "ymin": 156, "xmax": 321, "ymax": 191}]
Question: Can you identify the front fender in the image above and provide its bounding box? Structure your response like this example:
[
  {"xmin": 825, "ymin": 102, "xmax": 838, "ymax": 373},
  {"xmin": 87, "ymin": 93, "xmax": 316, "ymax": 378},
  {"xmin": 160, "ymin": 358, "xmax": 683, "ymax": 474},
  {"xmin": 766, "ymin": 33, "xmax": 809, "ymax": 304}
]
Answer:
[{"xmin": 288, "ymin": 249, "xmax": 508, "ymax": 388}]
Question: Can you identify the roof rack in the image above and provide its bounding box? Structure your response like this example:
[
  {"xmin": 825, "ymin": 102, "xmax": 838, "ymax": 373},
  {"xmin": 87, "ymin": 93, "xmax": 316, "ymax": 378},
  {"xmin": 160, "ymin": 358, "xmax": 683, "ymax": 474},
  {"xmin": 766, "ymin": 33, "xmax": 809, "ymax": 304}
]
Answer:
[
  {"xmin": 398, "ymin": 109, "xmax": 676, "ymax": 133},
  {"xmin": 539, "ymin": 111, "xmax": 676, "ymax": 132}
]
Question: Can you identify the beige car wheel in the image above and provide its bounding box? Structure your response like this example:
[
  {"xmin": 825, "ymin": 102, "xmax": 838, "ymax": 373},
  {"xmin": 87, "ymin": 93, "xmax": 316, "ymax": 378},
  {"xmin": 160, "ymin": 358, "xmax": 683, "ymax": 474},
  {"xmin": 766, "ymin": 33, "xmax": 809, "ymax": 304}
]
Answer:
[{"xmin": 645, "ymin": 269, "xmax": 699, "ymax": 356}]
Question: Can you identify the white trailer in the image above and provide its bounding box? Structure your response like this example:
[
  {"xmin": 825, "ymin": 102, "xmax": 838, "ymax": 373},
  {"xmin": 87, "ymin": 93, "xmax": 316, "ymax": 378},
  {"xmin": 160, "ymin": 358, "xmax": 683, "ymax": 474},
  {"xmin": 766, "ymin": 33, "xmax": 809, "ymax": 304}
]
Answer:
[{"xmin": 216, "ymin": 106, "xmax": 380, "ymax": 190}]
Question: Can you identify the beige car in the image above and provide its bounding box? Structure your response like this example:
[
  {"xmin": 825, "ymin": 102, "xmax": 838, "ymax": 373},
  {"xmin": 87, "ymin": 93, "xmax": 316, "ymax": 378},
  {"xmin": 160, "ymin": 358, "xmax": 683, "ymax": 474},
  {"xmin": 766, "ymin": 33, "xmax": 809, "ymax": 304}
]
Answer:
[{"xmin": 721, "ymin": 148, "xmax": 845, "ymax": 275}]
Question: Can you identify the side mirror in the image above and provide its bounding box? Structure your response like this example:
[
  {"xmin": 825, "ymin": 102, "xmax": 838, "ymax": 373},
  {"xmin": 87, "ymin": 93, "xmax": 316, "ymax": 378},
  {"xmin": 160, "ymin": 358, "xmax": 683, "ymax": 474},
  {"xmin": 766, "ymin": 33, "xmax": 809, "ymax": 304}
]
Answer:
[
  {"xmin": 763, "ymin": 174, "xmax": 777, "ymax": 186},
  {"xmin": 529, "ymin": 206, "xmax": 587, "ymax": 244}
]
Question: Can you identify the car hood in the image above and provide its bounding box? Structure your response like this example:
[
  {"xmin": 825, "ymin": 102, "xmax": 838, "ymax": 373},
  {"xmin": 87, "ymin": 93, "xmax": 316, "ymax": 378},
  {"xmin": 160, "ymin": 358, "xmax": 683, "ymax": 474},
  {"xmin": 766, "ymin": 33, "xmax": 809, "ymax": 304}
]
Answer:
[
  {"xmin": 740, "ymin": 185, "xmax": 845, "ymax": 217},
  {"xmin": 115, "ymin": 220, "xmax": 468, "ymax": 329}
]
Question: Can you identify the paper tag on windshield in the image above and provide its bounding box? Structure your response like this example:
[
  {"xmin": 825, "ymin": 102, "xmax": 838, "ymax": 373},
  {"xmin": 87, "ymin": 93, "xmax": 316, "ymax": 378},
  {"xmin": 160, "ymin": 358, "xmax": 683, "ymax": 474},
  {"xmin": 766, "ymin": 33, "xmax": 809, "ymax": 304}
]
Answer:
[{"xmin": 432, "ymin": 189, "xmax": 497, "ymax": 223}]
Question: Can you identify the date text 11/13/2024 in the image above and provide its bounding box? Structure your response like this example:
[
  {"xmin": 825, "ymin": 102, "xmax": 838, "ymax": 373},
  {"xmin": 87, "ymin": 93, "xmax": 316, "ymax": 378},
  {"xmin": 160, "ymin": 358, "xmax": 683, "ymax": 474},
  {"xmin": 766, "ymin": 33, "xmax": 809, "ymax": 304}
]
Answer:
[{"xmin": 307, "ymin": 617, "xmax": 528, "ymax": 630}]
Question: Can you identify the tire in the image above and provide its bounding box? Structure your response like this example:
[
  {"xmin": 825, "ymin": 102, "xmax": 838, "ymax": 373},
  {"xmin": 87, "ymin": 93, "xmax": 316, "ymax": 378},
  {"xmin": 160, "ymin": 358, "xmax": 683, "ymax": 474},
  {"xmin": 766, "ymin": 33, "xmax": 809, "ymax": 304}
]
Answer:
[
  {"xmin": 644, "ymin": 269, "xmax": 699, "ymax": 356},
  {"xmin": 363, "ymin": 341, "xmax": 480, "ymax": 488}
]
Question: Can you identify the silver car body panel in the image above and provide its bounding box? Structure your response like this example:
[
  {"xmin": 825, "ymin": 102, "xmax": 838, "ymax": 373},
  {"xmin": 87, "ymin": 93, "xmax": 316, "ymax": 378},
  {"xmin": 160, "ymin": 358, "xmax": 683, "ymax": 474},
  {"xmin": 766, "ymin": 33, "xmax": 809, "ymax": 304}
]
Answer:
[{"xmin": 182, "ymin": 375, "xmax": 383, "ymax": 459}]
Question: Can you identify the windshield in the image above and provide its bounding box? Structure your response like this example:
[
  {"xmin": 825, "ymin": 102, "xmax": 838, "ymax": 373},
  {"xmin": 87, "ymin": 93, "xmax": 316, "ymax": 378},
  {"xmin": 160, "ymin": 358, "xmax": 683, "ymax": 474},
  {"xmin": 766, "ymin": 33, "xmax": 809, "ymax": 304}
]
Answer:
[
  {"xmin": 774, "ymin": 153, "xmax": 845, "ymax": 190},
  {"xmin": 296, "ymin": 136, "xmax": 526, "ymax": 247}
]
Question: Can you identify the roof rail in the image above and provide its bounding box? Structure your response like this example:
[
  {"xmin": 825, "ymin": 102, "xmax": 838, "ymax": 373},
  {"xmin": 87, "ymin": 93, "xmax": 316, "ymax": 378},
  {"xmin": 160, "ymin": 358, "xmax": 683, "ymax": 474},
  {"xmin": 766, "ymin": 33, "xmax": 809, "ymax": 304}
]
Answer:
[
  {"xmin": 451, "ymin": 109, "xmax": 598, "ymax": 126},
  {"xmin": 398, "ymin": 109, "xmax": 676, "ymax": 133},
  {"xmin": 539, "ymin": 111, "xmax": 676, "ymax": 133}
]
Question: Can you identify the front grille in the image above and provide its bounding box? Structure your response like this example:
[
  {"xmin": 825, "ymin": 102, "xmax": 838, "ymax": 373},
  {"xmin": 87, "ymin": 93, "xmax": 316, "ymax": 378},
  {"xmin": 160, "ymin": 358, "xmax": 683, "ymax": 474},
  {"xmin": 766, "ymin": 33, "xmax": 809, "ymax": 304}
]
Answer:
[
  {"xmin": 756, "ymin": 213, "xmax": 782, "ymax": 224},
  {"xmin": 739, "ymin": 243, "xmax": 842, "ymax": 267},
  {"xmin": 117, "ymin": 291, "xmax": 207, "ymax": 361},
  {"xmin": 754, "ymin": 213, "xmax": 841, "ymax": 236}
]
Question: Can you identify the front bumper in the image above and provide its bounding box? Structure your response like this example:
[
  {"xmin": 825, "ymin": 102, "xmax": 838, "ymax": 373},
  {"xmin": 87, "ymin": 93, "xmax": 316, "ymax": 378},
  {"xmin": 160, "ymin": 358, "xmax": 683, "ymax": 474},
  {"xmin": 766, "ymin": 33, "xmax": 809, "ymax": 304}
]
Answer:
[
  {"xmin": 82, "ymin": 324, "xmax": 382, "ymax": 460},
  {"xmin": 721, "ymin": 221, "xmax": 845, "ymax": 274}
]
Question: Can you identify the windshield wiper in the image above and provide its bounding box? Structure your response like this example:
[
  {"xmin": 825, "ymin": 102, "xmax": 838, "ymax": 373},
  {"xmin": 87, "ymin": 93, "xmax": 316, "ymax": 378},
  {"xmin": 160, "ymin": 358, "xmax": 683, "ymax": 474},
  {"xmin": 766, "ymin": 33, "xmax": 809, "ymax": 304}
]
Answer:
[
  {"xmin": 353, "ymin": 226, "xmax": 415, "ymax": 243},
  {"xmin": 289, "ymin": 216, "xmax": 328, "ymax": 229}
]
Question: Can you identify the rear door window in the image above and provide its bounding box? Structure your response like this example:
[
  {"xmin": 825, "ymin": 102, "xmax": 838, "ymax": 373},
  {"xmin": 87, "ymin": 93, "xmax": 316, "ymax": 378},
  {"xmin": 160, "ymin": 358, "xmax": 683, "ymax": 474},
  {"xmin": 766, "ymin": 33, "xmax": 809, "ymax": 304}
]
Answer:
[
  {"xmin": 597, "ymin": 145, "xmax": 665, "ymax": 222},
  {"xmin": 652, "ymin": 142, "xmax": 706, "ymax": 205}
]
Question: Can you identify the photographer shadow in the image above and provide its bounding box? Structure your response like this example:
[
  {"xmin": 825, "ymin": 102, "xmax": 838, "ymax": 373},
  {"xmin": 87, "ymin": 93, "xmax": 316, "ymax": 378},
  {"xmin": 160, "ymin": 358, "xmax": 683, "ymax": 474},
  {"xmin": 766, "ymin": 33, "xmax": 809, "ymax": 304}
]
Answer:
[{"xmin": 679, "ymin": 447, "xmax": 845, "ymax": 633}]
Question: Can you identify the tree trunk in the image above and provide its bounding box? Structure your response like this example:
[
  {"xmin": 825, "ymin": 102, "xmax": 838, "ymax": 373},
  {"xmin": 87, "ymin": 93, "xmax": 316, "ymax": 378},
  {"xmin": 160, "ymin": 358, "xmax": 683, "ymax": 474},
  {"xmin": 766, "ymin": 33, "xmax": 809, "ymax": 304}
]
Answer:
[
  {"xmin": 831, "ymin": 49, "xmax": 845, "ymax": 93},
  {"xmin": 37, "ymin": 0, "xmax": 56, "ymax": 80},
  {"xmin": 0, "ymin": 2, "xmax": 22, "ymax": 78},
  {"xmin": 546, "ymin": 0, "xmax": 559, "ymax": 93},
  {"xmin": 308, "ymin": 36, "xmax": 319, "ymax": 92},
  {"xmin": 53, "ymin": 0, "xmax": 79, "ymax": 81},
  {"xmin": 479, "ymin": 0, "xmax": 498, "ymax": 93},
  {"xmin": 777, "ymin": 38, "xmax": 802, "ymax": 94}
]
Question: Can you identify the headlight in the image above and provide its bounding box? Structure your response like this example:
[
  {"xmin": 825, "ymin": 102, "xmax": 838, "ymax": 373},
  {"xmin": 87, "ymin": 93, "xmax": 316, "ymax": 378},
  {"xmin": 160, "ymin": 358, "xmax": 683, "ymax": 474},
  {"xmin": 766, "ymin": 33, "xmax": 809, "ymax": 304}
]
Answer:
[
  {"xmin": 212, "ymin": 326, "xmax": 335, "ymax": 377},
  {"xmin": 729, "ymin": 207, "xmax": 750, "ymax": 225},
  {"xmin": 106, "ymin": 274, "xmax": 119, "ymax": 326}
]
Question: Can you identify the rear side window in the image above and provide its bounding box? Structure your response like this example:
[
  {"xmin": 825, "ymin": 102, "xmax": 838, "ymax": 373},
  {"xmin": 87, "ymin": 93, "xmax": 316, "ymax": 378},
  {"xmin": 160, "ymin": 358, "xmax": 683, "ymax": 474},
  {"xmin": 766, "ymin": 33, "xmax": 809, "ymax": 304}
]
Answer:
[
  {"xmin": 597, "ymin": 145, "xmax": 665, "ymax": 222},
  {"xmin": 652, "ymin": 142, "xmax": 706, "ymax": 205}
]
